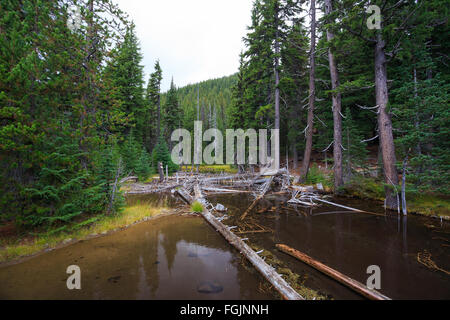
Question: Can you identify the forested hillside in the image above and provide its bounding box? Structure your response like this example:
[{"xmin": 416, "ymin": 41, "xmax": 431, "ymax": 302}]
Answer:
[{"xmin": 162, "ymin": 74, "xmax": 237, "ymax": 133}]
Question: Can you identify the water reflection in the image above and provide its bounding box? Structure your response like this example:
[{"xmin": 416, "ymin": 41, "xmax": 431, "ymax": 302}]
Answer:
[
  {"xmin": 0, "ymin": 215, "xmax": 274, "ymax": 300},
  {"xmin": 208, "ymin": 193, "xmax": 450, "ymax": 300}
]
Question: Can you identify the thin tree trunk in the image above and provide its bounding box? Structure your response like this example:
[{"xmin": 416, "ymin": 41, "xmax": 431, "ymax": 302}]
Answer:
[
  {"xmin": 413, "ymin": 67, "xmax": 421, "ymax": 156},
  {"xmin": 401, "ymin": 155, "xmax": 408, "ymax": 216},
  {"xmin": 300, "ymin": 0, "xmax": 316, "ymax": 181},
  {"xmin": 157, "ymin": 95, "xmax": 161, "ymax": 138},
  {"xmin": 274, "ymin": 4, "xmax": 281, "ymax": 171},
  {"xmin": 158, "ymin": 162, "xmax": 164, "ymax": 182},
  {"xmin": 324, "ymin": 0, "xmax": 343, "ymax": 192},
  {"xmin": 108, "ymin": 158, "xmax": 122, "ymax": 215},
  {"xmin": 293, "ymin": 144, "xmax": 298, "ymax": 169},
  {"xmin": 374, "ymin": 33, "xmax": 399, "ymax": 210}
]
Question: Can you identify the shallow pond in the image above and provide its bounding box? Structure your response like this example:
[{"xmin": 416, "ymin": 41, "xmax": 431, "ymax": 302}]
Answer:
[
  {"xmin": 0, "ymin": 194, "xmax": 276, "ymax": 299},
  {"xmin": 207, "ymin": 193, "xmax": 450, "ymax": 300}
]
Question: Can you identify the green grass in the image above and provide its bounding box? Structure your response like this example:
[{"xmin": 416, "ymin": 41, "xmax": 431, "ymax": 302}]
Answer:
[
  {"xmin": 340, "ymin": 175, "xmax": 450, "ymax": 217},
  {"xmin": 340, "ymin": 175, "xmax": 385, "ymax": 200},
  {"xmin": 0, "ymin": 202, "xmax": 169, "ymax": 263},
  {"xmin": 191, "ymin": 201, "xmax": 204, "ymax": 213},
  {"xmin": 184, "ymin": 164, "xmax": 238, "ymax": 174},
  {"xmin": 407, "ymin": 194, "xmax": 450, "ymax": 217},
  {"xmin": 302, "ymin": 164, "xmax": 333, "ymax": 190}
]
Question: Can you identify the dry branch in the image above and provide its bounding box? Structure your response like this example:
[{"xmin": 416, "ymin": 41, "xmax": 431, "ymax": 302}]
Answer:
[{"xmin": 240, "ymin": 176, "xmax": 274, "ymax": 221}]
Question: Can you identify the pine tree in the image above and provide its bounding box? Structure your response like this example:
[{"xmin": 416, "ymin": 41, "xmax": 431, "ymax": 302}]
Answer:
[
  {"xmin": 147, "ymin": 60, "xmax": 163, "ymax": 145},
  {"xmin": 342, "ymin": 108, "xmax": 367, "ymax": 179},
  {"xmin": 163, "ymin": 78, "xmax": 182, "ymax": 149},
  {"xmin": 121, "ymin": 133, "xmax": 140, "ymax": 175},
  {"xmin": 105, "ymin": 22, "xmax": 145, "ymax": 142},
  {"xmin": 151, "ymin": 136, "xmax": 178, "ymax": 174},
  {"xmin": 136, "ymin": 148, "xmax": 152, "ymax": 182}
]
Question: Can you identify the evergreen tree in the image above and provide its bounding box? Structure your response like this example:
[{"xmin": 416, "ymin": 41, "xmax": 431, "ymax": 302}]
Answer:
[
  {"xmin": 151, "ymin": 136, "xmax": 178, "ymax": 174},
  {"xmin": 162, "ymin": 78, "xmax": 182, "ymax": 149},
  {"xmin": 105, "ymin": 23, "xmax": 145, "ymax": 142},
  {"xmin": 147, "ymin": 60, "xmax": 163, "ymax": 146},
  {"xmin": 342, "ymin": 108, "xmax": 368, "ymax": 179},
  {"xmin": 136, "ymin": 147, "xmax": 152, "ymax": 182},
  {"xmin": 121, "ymin": 133, "xmax": 140, "ymax": 175}
]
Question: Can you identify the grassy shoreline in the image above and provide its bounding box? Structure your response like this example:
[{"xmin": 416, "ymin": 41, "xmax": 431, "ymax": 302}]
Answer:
[
  {"xmin": 304, "ymin": 165, "xmax": 450, "ymax": 218},
  {"xmin": 1, "ymin": 167, "xmax": 448, "ymax": 265},
  {"xmin": 0, "ymin": 202, "xmax": 173, "ymax": 265}
]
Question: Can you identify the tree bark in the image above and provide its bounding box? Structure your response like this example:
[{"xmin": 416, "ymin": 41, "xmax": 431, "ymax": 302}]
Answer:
[
  {"xmin": 274, "ymin": 3, "xmax": 281, "ymax": 171},
  {"xmin": 158, "ymin": 162, "xmax": 164, "ymax": 182},
  {"xmin": 300, "ymin": 0, "xmax": 316, "ymax": 181},
  {"xmin": 374, "ymin": 33, "xmax": 399, "ymax": 210},
  {"xmin": 293, "ymin": 144, "xmax": 298, "ymax": 169},
  {"xmin": 324, "ymin": 0, "xmax": 343, "ymax": 192}
]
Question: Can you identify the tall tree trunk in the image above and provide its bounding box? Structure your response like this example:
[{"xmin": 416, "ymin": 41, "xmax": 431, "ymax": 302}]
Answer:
[
  {"xmin": 157, "ymin": 94, "xmax": 161, "ymax": 138},
  {"xmin": 300, "ymin": 0, "xmax": 316, "ymax": 181},
  {"xmin": 274, "ymin": 4, "xmax": 280, "ymax": 170},
  {"xmin": 375, "ymin": 33, "xmax": 399, "ymax": 210},
  {"xmin": 293, "ymin": 144, "xmax": 298, "ymax": 169},
  {"xmin": 325, "ymin": 0, "xmax": 343, "ymax": 192}
]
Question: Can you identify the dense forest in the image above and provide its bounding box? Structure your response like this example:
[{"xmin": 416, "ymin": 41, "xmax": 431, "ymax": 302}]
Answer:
[
  {"xmin": 0, "ymin": 0, "xmax": 448, "ymax": 230},
  {"xmin": 162, "ymin": 74, "xmax": 237, "ymax": 134},
  {"xmin": 228, "ymin": 0, "xmax": 449, "ymax": 211}
]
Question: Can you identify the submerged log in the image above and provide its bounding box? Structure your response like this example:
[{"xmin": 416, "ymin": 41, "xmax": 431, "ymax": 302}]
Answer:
[
  {"xmin": 202, "ymin": 187, "xmax": 252, "ymax": 194},
  {"xmin": 276, "ymin": 244, "xmax": 390, "ymax": 300},
  {"xmin": 191, "ymin": 185, "xmax": 303, "ymax": 300},
  {"xmin": 311, "ymin": 198, "xmax": 385, "ymax": 216},
  {"xmin": 311, "ymin": 197, "xmax": 365, "ymax": 212}
]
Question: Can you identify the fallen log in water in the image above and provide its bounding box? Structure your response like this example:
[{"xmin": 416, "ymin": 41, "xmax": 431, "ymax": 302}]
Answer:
[
  {"xmin": 275, "ymin": 244, "xmax": 391, "ymax": 300},
  {"xmin": 175, "ymin": 188, "xmax": 193, "ymax": 204},
  {"xmin": 202, "ymin": 187, "xmax": 252, "ymax": 194},
  {"xmin": 125, "ymin": 183, "xmax": 181, "ymax": 195},
  {"xmin": 311, "ymin": 198, "xmax": 385, "ymax": 216},
  {"xmin": 191, "ymin": 185, "xmax": 303, "ymax": 300},
  {"xmin": 240, "ymin": 176, "xmax": 275, "ymax": 221},
  {"xmin": 119, "ymin": 176, "xmax": 138, "ymax": 184}
]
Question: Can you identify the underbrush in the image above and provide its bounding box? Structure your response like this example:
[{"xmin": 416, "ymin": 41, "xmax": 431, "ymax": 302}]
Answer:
[
  {"xmin": 340, "ymin": 175, "xmax": 385, "ymax": 201},
  {"xmin": 191, "ymin": 201, "xmax": 204, "ymax": 213},
  {"xmin": 302, "ymin": 164, "xmax": 333, "ymax": 190}
]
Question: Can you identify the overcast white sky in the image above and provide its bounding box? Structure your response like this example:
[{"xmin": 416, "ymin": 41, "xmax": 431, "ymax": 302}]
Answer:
[{"xmin": 113, "ymin": 0, "xmax": 253, "ymax": 92}]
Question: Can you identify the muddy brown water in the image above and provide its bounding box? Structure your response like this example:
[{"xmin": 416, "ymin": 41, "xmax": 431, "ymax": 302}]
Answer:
[
  {"xmin": 208, "ymin": 193, "xmax": 450, "ymax": 300},
  {"xmin": 0, "ymin": 194, "xmax": 275, "ymax": 300}
]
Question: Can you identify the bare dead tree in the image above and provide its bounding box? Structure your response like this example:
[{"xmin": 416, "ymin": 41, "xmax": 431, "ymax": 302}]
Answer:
[
  {"xmin": 324, "ymin": 0, "xmax": 343, "ymax": 192},
  {"xmin": 300, "ymin": 0, "xmax": 316, "ymax": 181}
]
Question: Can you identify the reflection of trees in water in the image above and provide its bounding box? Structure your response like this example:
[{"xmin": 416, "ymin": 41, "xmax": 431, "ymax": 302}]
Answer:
[{"xmin": 138, "ymin": 224, "xmax": 160, "ymax": 298}]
